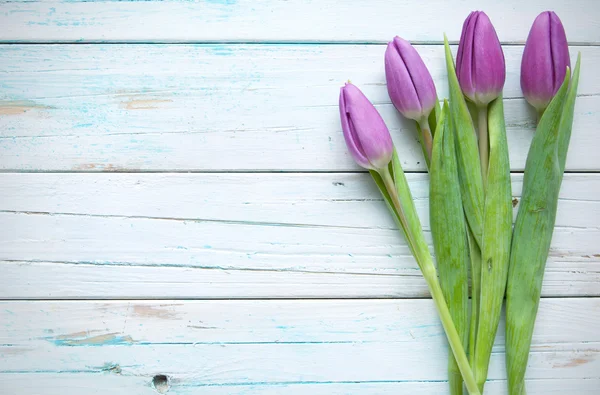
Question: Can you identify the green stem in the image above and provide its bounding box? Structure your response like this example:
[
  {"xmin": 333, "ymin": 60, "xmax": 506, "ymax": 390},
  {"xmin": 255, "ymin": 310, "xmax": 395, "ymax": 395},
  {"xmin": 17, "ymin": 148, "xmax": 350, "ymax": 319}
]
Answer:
[
  {"xmin": 379, "ymin": 167, "xmax": 420, "ymax": 258},
  {"xmin": 536, "ymin": 108, "xmax": 545, "ymax": 124},
  {"xmin": 378, "ymin": 166, "xmax": 480, "ymax": 395},
  {"xmin": 477, "ymin": 106, "xmax": 489, "ymax": 189},
  {"xmin": 418, "ymin": 119, "xmax": 433, "ymax": 169}
]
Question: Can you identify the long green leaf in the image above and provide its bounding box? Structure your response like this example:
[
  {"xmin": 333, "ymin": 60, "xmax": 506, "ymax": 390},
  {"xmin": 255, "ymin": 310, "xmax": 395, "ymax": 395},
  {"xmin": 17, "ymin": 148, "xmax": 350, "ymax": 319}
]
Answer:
[
  {"xmin": 430, "ymin": 101, "xmax": 469, "ymax": 395},
  {"xmin": 443, "ymin": 35, "xmax": 484, "ymax": 249},
  {"xmin": 505, "ymin": 57, "xmax": 580, "ymax": 395},
  {"xmin": 474, "ymin": 95, "xmax": 513, "ymax": 391},
  {"xmin": 558, "ymin": 53, "xmax": 582, "ymax": 174}
]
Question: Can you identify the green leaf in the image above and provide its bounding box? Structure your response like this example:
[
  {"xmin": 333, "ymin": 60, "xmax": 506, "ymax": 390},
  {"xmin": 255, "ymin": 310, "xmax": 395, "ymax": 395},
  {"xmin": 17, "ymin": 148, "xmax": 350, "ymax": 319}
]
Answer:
[
  {"xmin": 505, "ymin": 64, "xmax": 574, "ymax": 395},
  {"xmin": 474, "ymin": 95, "xmax": 513, "ymax": 391},
  {"xmin": 430, "ymin": 101, "xmax": 469, "ymax": 395},
  {"xmin": 558, "ymin": 53, "xmax": 582, "ymax": 174},
  {"xmin": 443, "ymin": 35, "xmax": 484, "ymax": 249}
]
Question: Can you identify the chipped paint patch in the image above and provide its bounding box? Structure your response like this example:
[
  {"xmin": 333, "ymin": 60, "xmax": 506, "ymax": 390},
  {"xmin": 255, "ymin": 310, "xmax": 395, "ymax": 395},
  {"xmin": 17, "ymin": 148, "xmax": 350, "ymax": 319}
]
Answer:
[
  {"xmin": 121, "ymin": 99, "xmax": 173, "ymax": 110},
  {"xmin": 0, "ymin": 100, "xmax": 53, "ymax": 116},
  {"xmin": 133, "ymin": 304, "xmax": 180, "ymax": 320},
  {"xmin": 0, "ymin": 346, "xmax": 32, "ymax": 356},
  {"xmin": 54, "ymin": 330, "xmax": 103, "ymax": 340},
  {"xmin": 48, "ymin": 332, "xmax": 135, "ymax": 346},
  {"xmin": 72, "ymin": 163, "xmax": 129, "ymax": 171},
  {"xmin": 99, "ymin": 362, "xmax": 122, "ymax": 374},
  {"xmin": 553, "ymin": 354, "xmax": 594, "ymax": 368}
]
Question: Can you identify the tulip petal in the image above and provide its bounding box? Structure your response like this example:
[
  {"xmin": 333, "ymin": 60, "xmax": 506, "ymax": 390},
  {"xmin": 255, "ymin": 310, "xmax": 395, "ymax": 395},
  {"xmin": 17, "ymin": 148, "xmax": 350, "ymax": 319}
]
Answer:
[
  {"xmin": 385, "ymin": 40, "xmax": 421, "ymax": 120},
  {"xmin": 394, "ymin": 37, "xmax": 437, "ymax": 118},
  {"xmin": 339, "ymin": 83, "xmax": 393, "ymax": 171},
  {"xmin": 457, "ymin": 12, "xmax": 477, "ymax": 100},
  {"xmin": 457, "ymin": 11, "xmax": 505, "ymax": 106},
  {"xmin": 339, "ymin": 86, "xmax": 371, "ymax": 169},
  {"xmin": 472, "ymin": 12, "xmax": 505, "ymax": 105},
  {"xmin": 549, "ymin": 12, "xmax": 570, "ymax": 94},
  {"xmin": 521, "ymin": 11, "xmax": 570, "ymax": 112}
]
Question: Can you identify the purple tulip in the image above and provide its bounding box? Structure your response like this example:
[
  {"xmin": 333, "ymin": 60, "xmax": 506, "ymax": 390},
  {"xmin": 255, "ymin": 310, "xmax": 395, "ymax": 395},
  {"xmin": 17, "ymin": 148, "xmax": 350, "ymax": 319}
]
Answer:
[
  {"xmin": 385, "ymin": 36, "xmax": 437, "ymax": 122},
  {"xmin": 339, "ymin": 83, "xmax": 393, "ymax": 171},
  {"xmin": 456, "ymin": 11, "xmax": 506, "ymax": 107},
  {"xmin": 521, "ymin": 11, "xmax": 570, "ymax": 112}
]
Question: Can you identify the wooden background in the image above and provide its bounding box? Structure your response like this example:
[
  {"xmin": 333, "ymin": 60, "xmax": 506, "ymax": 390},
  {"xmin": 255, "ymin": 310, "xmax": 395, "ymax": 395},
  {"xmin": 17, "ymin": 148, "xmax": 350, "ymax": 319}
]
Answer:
[{"xmin": 1, "ymin": 1, "xmax": 599, "ymax": 394}]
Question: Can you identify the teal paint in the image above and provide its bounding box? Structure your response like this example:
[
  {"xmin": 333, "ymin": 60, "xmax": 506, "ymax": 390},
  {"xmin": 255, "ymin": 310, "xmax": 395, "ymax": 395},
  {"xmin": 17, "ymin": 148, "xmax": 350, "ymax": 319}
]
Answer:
[
  {"xmin": 47, "ymin": 332, "xmax": 135, "ymax": 347},
  {"xmin": 208, "ymin": 45, "xmax": 234, "ymax": 56},
  {"xmin": 204, "ymin": 0, "xmax": 237, "ymax": 5}
]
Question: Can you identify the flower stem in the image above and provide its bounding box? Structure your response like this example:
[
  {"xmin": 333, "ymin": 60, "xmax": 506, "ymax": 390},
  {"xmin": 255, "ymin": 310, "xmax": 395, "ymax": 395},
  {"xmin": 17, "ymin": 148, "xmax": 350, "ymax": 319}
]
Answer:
[
  {"xmin": 379, "ymin": 166, "xmax": 419, "ymax": 257},
  {"xmin": 418, "ymin": 119, "xmax": 433, "ymax": 169},
  {"xmin": 378, "ymin": 166, "xmax": 480, "ymax": 395},
  {"xmin": 536, "ymin": 108, "xmax": 545, "ymax": 124},
  {"xmin": 478, "ymin": 106, "xmax": 489, "ymax": 189}
]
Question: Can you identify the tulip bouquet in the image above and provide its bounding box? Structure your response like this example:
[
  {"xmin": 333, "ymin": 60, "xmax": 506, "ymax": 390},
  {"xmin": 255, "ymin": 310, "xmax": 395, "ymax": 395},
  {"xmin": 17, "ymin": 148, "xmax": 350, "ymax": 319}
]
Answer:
[{"xmin": 338, "ymin": 10, "xmax": 581, "ymax": 395}]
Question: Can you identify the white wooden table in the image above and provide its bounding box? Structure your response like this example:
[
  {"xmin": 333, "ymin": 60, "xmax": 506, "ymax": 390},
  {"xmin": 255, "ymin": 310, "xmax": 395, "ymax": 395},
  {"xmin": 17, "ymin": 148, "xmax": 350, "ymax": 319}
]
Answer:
[{"xmin": 1, "ymin": 1, "xmax": 599, "ymax": 394}]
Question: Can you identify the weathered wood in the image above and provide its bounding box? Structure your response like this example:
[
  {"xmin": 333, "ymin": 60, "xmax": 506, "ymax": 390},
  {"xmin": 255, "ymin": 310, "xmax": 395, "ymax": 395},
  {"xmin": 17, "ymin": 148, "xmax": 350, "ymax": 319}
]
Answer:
[
  {"xmin": 3, "ymin": 374, "xmax": 598, "ymax": 395},
  {"xmin": 0, "ymin": 299, "xmax": 598, "ymax": 393},
  {"xmin": 0, "ymin": 173, "xmax": 598, "ymax": 299},
  {"xmin": 0, "ymin": 44, "xmax": 598, "ymax": 171},
  {"xmin": 1, "ymin": 0, "xmax": 598, "ymax": 44}
]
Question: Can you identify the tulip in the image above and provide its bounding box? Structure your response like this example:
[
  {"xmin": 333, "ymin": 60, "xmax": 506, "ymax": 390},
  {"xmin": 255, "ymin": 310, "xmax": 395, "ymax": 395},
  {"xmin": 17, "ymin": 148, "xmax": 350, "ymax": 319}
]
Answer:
[
  {"xmin": 521, "ymin": 11, "xmax": 570, "ymax": 113},
  {"xmin": 456, "ymin": 11, "xmax": 505, "ymax": 108},
  {"xmin": 339, "ymin": 83, "xmax": 393, "ymax": 171},
  {"xmin": 385, "ymin": 37, "xmax": 437, "ymax": 166},
  {"xmin": 456, "ymin": 11, "xmax": 505, "ymax": 187},
  {"xmin": 385, "ymin": 37, "xmax": 437, "ymax": 122}
]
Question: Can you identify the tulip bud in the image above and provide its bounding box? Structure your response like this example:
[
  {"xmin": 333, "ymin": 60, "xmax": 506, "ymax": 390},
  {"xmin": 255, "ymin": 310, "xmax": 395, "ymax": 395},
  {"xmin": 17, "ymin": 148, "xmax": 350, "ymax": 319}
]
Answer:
[
  {"xmin": 521, "ymin": 11, "xmax": 570, "ymax": 112},
  {"xmin": 339, "ymin": 83, "xmax": 393, "ymax": 171},
  {"xmin": 385, "ymin": 36, "xmax": 438, "ymax": 122},
  {"xmin": 456, "ymin": 11, "xmax": 506, "ymax": 107}
]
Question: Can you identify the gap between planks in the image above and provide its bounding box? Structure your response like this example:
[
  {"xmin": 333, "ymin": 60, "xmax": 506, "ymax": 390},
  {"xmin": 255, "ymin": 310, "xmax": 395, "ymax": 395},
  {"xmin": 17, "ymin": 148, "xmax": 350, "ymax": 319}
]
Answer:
[{"xmin": 1, "ymin": 41, "xmax": 599, "ymax": 46}]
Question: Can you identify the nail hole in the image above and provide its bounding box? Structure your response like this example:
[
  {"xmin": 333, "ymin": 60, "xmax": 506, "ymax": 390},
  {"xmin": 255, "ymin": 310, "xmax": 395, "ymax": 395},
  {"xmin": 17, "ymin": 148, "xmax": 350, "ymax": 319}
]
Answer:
[{"xmin": 152, "ymin": 375, "xmax": 169, "ymax": 394}]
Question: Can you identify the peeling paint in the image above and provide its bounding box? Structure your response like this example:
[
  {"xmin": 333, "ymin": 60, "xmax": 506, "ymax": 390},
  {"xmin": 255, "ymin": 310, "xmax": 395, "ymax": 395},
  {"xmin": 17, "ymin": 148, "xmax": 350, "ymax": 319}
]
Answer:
[
  {"xmin": 0, "ymin": 101, "xmax": 53, "ymax": 116},
  {"xmin": 121, "ymin": 99, "xmax": 173, "ymax": 110},
  {"xmin": 48, "ymin": 332, "xmax": 135, "ymax": 346},
  {"xmin": 553, "ymin": 355, "xmax": 594, "ymax": 368},
  {"xmin": 133, "ymin": 304, "xmax": 180, "ymax": 320},
  {"xmin": 72, "ymin": 163, "xmax": 129, "ymax": 171}
]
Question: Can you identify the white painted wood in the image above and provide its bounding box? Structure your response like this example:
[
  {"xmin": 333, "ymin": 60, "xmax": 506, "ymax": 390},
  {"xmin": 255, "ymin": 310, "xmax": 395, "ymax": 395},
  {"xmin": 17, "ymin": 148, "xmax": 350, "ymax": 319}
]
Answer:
[
  {"xmin": 1, "ymin": 45, "xmax": 598, "ymax": 171},
  {"xmin": 3, "ymin": 375, "xmax": 599, "ymax": 395},
  {"xmin": 0, "ymin": 1, "xmax": 598, "ymax": 44},
  {"xmin": 1, "ymin": 173, "xmax": 598, "ymax": 299},
  {"xmin": 0, "ymin": 1, "xmax": 597, "ymax": 393},
  {"xmin": 0, "ymin": 299, "xmax": 598, "ymax": 393}
]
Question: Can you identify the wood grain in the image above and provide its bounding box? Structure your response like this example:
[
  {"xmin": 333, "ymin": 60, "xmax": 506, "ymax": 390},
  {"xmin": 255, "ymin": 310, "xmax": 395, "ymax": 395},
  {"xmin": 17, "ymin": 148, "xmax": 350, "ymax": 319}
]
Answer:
[
  {"xmin": 1, "ymin": 2, "xmax": 599, "ymax": 393},
  {"xmin": 1, "ymin": 0, "xmax": 599, "ymax": 44},
  {"xmin": 1, "ymin": 173, "xmax": 598, "ymax": 299},
  {"xmin": 3, "ymin": 374, "xmax": 598, "ymax": 395},
  {"xmin": 0, "ymin": 44, "xmax": 599, "ymax": 171},
  {"xmin": 0, "ymin": 299, "xmax": 598, "ymax": 394}
]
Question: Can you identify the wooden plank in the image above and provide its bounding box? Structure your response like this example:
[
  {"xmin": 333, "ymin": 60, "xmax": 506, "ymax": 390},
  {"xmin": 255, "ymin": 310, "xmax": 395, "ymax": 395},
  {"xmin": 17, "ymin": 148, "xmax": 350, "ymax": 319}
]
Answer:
[
  {"xmin": 1, "ymin": 44, "xmax": 599, "ymax": 171},
  {"xmin": 3, "ymin": 375, "xmax": 598, "ymax": 395},
  {"xmin": 1, "ymin": 173, "xmax": 598, "ymax": 299},
  {"xmin": 0, "ymin": 299, "xmax": 598, "ymax": 391},
  {"xmin": 0, "ymin": 1, "xmax": 599, "ymax": 44}
]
